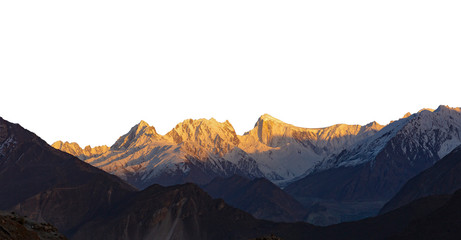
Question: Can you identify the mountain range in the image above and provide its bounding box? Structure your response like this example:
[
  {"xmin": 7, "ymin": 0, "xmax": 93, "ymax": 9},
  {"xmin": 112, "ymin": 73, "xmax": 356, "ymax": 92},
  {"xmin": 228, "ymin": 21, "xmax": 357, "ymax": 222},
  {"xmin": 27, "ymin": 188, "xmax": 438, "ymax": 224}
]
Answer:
[
  {"xmin": 1, "ymin": 116, "xmax": 310, "ymax": 239},
  {"xmin": 3, "ymin": 112, "xmax": 461, "ymax": 239},
  {"xmin": 53, "ymin": 105, "xmax": 461, "ymax": 225},
  {"xmin": 284, "ymin": 105, "xmax": 461, "ymax": 224},
  {"xmin": 53, "ymin": 114, "xmax": 383, "ymax": 189}
]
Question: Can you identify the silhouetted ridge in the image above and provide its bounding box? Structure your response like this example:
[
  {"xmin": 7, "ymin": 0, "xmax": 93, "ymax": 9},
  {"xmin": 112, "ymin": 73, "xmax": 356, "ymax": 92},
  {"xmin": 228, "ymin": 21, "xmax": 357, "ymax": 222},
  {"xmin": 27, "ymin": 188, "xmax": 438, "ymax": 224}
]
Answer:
[
  {"xmin": 0, "ymin": 117, "xmax": 136, "ymax": 237},
  {"xmin": 391, "ymin": 188, "xmax": 461, "ymax": 239},
  {"xmin": 202, "ymin": 175, "xmax": 307, "ymax": 222},
  {"xmin": 4, "ymin": 115, "xmax": 461, "ymax": 239},
  {"xmin": 381, "ymin": 144, "xmax": 461, "ymax": 214}
]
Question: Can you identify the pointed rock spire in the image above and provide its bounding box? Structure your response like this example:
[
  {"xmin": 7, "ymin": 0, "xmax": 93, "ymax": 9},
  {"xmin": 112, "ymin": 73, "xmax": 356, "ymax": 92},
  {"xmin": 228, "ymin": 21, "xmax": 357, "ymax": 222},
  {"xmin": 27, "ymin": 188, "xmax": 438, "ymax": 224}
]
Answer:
[{"xmin": 111, "ymin": 120, "xmax": 158, "ymax": 150}]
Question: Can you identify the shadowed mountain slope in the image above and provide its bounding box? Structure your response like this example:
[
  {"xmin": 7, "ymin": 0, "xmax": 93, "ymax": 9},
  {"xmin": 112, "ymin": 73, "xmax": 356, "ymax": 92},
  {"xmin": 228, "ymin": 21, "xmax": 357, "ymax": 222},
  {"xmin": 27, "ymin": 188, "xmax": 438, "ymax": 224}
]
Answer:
[
  {"xmin": 381, "ymin": 144, "xmax": 461, "ymax": 214},
  {"xmin": 202, "ymin": 175, "xmax": 307, "ymax": 222},
  {"xmin": 0, "ymin": 117, "xmax": 137, "ymax": 236},
  {"xmin": 322, "ymin": 194, "xmax": 452, "ymax": 240},
  {"xmin": 71, "ymin": 183, "xmax": 315, "ymax": 240},
  {"xmin": 390, "ymin": 189, "xmax": 461, "ymax": 240}
]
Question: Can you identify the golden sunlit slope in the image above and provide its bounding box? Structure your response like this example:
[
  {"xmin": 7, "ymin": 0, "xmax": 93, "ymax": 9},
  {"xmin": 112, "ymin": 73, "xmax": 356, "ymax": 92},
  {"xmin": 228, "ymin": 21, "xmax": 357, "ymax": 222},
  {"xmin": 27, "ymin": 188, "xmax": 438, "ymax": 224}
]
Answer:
[
  {"xmin": 52, "ymin": 141, "xmax": 109, "ymax": 160},
  {"xmin": 53, "ymin": 115, "xmax": 384, "ymax": 188}
]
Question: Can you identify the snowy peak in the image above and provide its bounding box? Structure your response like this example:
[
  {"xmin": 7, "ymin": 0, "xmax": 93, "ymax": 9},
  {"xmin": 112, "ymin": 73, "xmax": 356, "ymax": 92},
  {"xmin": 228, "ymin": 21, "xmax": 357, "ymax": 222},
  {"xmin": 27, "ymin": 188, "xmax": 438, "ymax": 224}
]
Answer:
[
  {"xmin": 110, "ymin": 120, "xmax": 159, "ymax": 150},
  {"xmin": 245, "ymin": 114, "xmax": 384, "ymax": 150},
  {"xmin": 165, "ymin": 118, "xmax": 240, "ymax": 156},
  {"xmin": 314, "ymin": 122, "xmax": 384, "ymax": 142},
  {"xmin": 257, "ymin": 114, "xmax": 287, "ymax": 125},
  {"xmin": 247, "ymin": 114, "xmax": 297, "ymax": 147},
  {"xmin": 319, "ymin": 105, "xmax": 461, "ymax": 170},
  {"xmin": 402, "ymin": 105, "xmax": 461, "ymax": 158},
  {"xmin": 286, "ymin": 106, "xmax": 461, "ymax": 221},
  {"xmin": 52, "ymin": 141, "xmax": 109, "ymax": 160}
]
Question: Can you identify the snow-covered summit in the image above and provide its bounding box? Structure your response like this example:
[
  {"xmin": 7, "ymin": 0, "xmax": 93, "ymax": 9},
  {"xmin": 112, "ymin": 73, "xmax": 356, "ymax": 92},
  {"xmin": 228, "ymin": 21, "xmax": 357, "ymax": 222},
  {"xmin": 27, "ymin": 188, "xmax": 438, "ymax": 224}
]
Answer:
[
  {"xmin": 110, "ymin": 120, "xmax": 159, "ymax": 150},
  {"xmin": 314, "ymin": 105, "xmax": 461, "ymax": 171}
]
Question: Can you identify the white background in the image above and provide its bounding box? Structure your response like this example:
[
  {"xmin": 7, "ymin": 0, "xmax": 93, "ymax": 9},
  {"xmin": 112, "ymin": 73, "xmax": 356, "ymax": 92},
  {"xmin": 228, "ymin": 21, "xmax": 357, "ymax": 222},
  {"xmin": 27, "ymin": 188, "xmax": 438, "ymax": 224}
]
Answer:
[{"xmin": 1, "ymin": 0, "xmax": 460, "ymax": 146}]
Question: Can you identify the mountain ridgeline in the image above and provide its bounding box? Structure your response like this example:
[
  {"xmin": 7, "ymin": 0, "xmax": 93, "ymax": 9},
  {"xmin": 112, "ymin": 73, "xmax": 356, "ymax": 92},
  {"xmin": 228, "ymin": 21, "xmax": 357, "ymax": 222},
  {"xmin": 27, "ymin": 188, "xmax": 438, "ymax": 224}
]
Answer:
[
  {"xmin": 285, "ymin": 106, "xmax": 461, "ymax": 224},
  {"xmin": 53, "ymin": 114, "xmax": 383, "ymax": 189},
  {"xmin": 52, "ymin": 105, "xmax": 461, "ymax": 225},
  {"xmin": 3, "ymin": 109, "xmax": 461, "ymax": 239},
  {"xmin": 1, "ymin": 116, "xmax": 317, "ymax": 240}
]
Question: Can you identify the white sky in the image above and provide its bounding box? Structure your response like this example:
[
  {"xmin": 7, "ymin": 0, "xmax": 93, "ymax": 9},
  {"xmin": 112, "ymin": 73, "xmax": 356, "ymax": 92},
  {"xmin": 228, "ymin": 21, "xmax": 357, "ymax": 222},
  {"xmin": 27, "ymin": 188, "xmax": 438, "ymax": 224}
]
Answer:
[{"xmin": 1, "ymin": 0, "xmax": 460, "ymax": 147}]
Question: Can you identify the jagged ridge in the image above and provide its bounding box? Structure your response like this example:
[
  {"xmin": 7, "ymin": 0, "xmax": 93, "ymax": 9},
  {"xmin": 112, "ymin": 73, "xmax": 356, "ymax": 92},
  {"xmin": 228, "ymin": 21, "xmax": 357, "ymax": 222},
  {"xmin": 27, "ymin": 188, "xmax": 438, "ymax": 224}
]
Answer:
[
  {"xmin": 52, "ymin": 141, "xmax": 109, "ymax": 160},
  {"xmin": 285, "ymin": 105, "xmax": 461, "ymax": 225},
  {"xmin": 54, "ymin": 114, "xmax": 383, "ymax": 189}
]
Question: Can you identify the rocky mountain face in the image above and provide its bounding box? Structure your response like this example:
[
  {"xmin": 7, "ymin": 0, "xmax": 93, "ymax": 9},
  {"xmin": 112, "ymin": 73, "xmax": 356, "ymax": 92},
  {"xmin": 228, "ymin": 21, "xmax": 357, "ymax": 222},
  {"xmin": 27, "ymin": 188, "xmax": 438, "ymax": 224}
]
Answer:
[
  {"xmin": 0, "ymin": 211, "xmax": 67, "ymax": 240},
  {"xmin": 0, "ymin": 117, "xmax": 137, "ymax": 237},
  {"xmin": 285, "ymin": 105, "xmax": 461, "ymax": 225},
  {"xmin": 380, "ymin": 144, "xmax": 461, "ymax": 214},
  {"xmin": 51, "ymin": 141, "xmax": 108, "ymax": 160},
  {"xmin": 54, "ymin": 114, "xmax": 383, "ymax": 189},
  {"xmin": 239, "ymin": 114, "xmax": 383, "ymax": 185},
  {"xmin": 202, "ymin": 175, "xmax": 307, "ymax": 222}
]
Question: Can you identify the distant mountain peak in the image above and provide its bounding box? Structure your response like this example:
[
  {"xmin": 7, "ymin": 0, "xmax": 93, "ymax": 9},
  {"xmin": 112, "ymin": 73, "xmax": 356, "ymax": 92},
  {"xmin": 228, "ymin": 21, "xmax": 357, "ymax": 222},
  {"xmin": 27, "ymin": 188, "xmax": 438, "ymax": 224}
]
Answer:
[
  {"xmin": 259, "ymin": 113, "xmax": 279, "ymax": 120},
  {"xmin": 287, "ymin": 105, "xmax": 461, "ymax": 222},
  {"xmin": 134, "ymin": 120, "xmax": 156, "ymax": 135},
  {"xmin": 110, "ymin": 121, "xmax": 159, "ymax": 150},
  {"xmin": 256, "ymin": 114, "xmax": 287, "ymax": 126},
  {"xmin": 435, "ymin": 105, "xmax": 461, "ymax": 113},
  {"xmin": 365, "ymin": 121, "xmax": 383, "ymax": 129},
  {"xmin": 171, "ymin": 118, "xmax": 237, "ymax": 135},
  {"xmin": 402, "ymin": 112, "xmax": 412, "ymax": 118},
  {"xmin": 52, "ymin": 140, "xmax": 109, "ymax": 160},
  {"xmin": 54, "ymin": 106, "xmax": 460, "ymax": 193},
  {"xmin": 166, "ymin": 118, "xmax": 240, "ymax": 155},
  {"xmin": 138, "ymin": 119, "xmax": 150, "ymax": 128}
]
